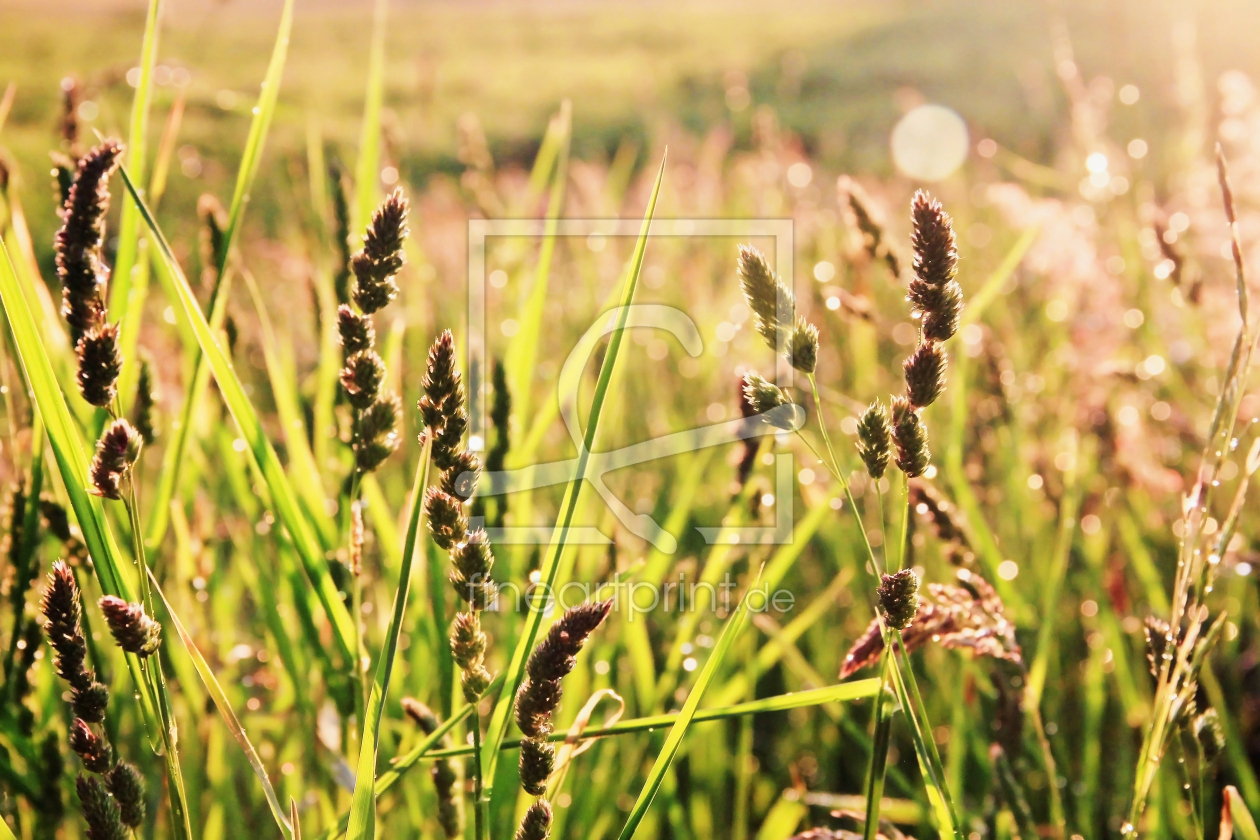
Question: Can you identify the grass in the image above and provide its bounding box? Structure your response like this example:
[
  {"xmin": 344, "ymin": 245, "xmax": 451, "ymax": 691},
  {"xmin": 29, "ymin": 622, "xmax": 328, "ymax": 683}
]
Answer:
[{"xmin": 2, "ymin": 1, "xmax": 1260, "ymax": 839}]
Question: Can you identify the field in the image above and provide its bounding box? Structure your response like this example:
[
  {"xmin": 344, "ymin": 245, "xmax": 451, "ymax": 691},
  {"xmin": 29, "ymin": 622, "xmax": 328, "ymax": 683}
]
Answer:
[{"xmin": 1, "ymin": 1, "xmax": 1260, "ymax": 839}]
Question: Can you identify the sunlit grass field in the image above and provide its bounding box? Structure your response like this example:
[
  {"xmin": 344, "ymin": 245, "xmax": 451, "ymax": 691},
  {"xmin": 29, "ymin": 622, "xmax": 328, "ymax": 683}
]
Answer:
[{"xmin": 1, "ymin": 1, "xmax": 1260, "ymax": 839}]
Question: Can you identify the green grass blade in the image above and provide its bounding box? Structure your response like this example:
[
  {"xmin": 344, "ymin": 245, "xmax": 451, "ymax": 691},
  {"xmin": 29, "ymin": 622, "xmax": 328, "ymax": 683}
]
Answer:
[
  {"xmin": 424, "ymin": 681, "xmax": 882, "ymax": 759},
  {"xmin": 118, "ymin": 165, "xmax": 357, "ymax": 666},
  {"xmin": 507, "ymin": 100, "xmax": 571, "ymax": 425},
  {"xmin": 480, "ymin": 151, "xmax": 667, "ymax": 791},
  {"xmin": 958, "ymin": 224, "xmax": 1040, "ymax": 329},
  {"xmin": 148, "ymin": 569, "xmax": 294, "ymax": 839},
  {"xmin": 352, "ymin": 0, "xmax": 389, "ymax": 235},
  {"xmin": 109, "ymin": 0, "xmax": 162, "ymax": 410},
  {"xmin": 345, "ymin": 437, "xmax": 433, "ymax": 840},
  {"xmin": 0, "ymin": 237, "xmax": 187, "ymax": 835},
  {"xmin": 1226, "ymin": 787, "xmax": 1260, "ymax": 840},
  {"xmin": 144, "ymin": 0, "xmax": 295, "ymax": 551},
  {"xmin": 889, "ymin": 637, "xmax": 960, "ymax": 839},
  {"xmin": 241, "ymin": 268, "xmax": 336, "ymax": 548},
  {"xmin": 616, "ymin": 565, "xmax": 761, "ymax": 839}
]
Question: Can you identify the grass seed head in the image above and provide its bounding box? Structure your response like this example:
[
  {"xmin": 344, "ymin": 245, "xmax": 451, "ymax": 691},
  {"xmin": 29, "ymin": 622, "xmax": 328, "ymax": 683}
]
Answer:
[
  {"xmin": 449, "ymin": 610, "xmax": 487, "ymax": 669},
  {"xmin": 856, "ymin": 401, "xmax": 893, "ymax": 479},
  {"xmin": 401, "ymin": 697, "xmax": 440, "ymax": 733},
  {"xmin": 339, "ymin": 349, "xmax": 386, "ymax": 410},
  {"xmin": 97, "ymin": 596, "xmax": 161, "ymax": 657},
  {"xmin": 440, "ymin": 450, "xmax": 481, "ymax": 499},
  {"xmin": 69, "ymin": 719, "xmax": 113, "ymax": 774},
  {"xmin": 106, "ymin": 763, "xmax": 145, "ymax": 829},
  {"xmin": 450, "ymin": 529, "xmax": 497, "ymax": 609},
  {"xmin": 514, "ymin": 799, "xmax": 553, "ymax": 840},
  {"xmin": 88, "ymin": 420, "xmax": 142, "ymax": 501},
  {"xmin": 891, "ymin": 396, "xmax": 930, "ymax": 477},
  {"xmin": 514, "ymin": 676, "xmax": 563, "ymax": 739},
  {"xmin": 904, "ymin": 341, "xmax": 947, "ymax": 409},
  {"xmin": 526, "ymin": 600, "xmax": 614, "ymax": 683},
  {"xmin": 355, "ymin": 392, "xmax": 402, "ymax": 473},
  {"xmin": 787, "ymin": 319, "xmax": 819, "ymax": 374},
  {"xmin": 76, "ymin": 774, "xmax": 126, "ymax": 840},
  {"xmin": 878, "ymin": 568, "xmax": 920, "ymax": 630},
  {"xmin": 738, "ymin": 244, "xmax": 794, "ymax": 350},
  {"xmin": 742, "ymin": 372, "xmax": 799, "ymax": 431},
  {"xmin": 460, "ymin": 663, "xmax": 493, "ymax": 703},
  {"xmin": 132, "ymin": 355, "xmax": 157, "ymax": 444},
  {"xmin": 337, "ymin": 304, "xmax": 375, "ymax": 358},
  {"xmin": 1194, "ymin": 708, "xmax": 1224, "ymax": 765},
  {"xmin": 910, "ymin": 190, "xmax": 957, "ymax": 289},
  {"xmin": 55, "ymin": 140, "xmax": 122, "ymax": 343},
  {"xmin": 351, "ymin": 188, "xmax": 408, "ymax": 314},
  {"xmin": 75, "ymin": 323, "xmax": 122, "ymax": 408},
  {"xmin": 917, "ymin": 279, "xmax": 963, "ymax": 342},
  {"xmin": 425, "ymin": 488, "xmax": 468, "ymax": 550},
  {"xmin": 518, "ymin": 738, "xmax": 556, "ymax": 796}
]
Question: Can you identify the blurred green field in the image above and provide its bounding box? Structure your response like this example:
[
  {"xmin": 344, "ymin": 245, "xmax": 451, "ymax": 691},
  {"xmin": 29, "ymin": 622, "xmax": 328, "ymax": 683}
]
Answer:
[{"xmin": 2, "ymin": 1, "xmax": 1260, "ymax": 839}]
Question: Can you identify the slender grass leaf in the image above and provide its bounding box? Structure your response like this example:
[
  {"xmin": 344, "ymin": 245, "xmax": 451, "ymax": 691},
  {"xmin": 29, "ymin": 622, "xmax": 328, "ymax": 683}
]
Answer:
[
  {"xmin": 481, "ymin": 152, "xmax": 667, "ymax": 791},
  {"xmin": 508, "ymin": 100, "xmax": 570, "ymax": 425},
  {"xmin": 148, "ymin": 569, "xmax": 294, "ymax": 839},
  {"xmin": 345, "ymin": 437, "xmax": 432, "ymax": 840},
  {"xmin": 352, "ymin": 0, "xmax": 389, "ymax": 234},
  {"xmin": 145, "ymin": 0, "xmax": 295, "ymax": 552},
  {"xmin": 118, "ymin": 165, "xmax": 357, "ymax": 666},
  {"xmin": 1225, "ymin": 787, "xmax": 1260, "ymax": 840},
  {"xmin": 0, "ymin": 238, "xmax": 190, "ymax": 835},
  {"xmin": 616, "ymin": 565, "xmax": 761, "ymax": 839}
]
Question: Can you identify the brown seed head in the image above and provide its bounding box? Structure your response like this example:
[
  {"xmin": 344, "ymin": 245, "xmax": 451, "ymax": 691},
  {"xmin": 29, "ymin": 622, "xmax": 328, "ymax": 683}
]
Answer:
[
  {"xmin": 97, "ymin": 596, "xmax": 161, "ymax": 657},
  {"xmin": 890, "ymin": 396, "xmax": 930, "ymax": 478},
  {"xmin": 878, "ymin": 569, "xmax": 920, "ymax": 630},
  {"xmin": 340, "ymin": 350, "xmax": 386, "ymax": 410},
  {"xmin": 88, "ymin": 420, "xmax": 142, "ymax": 501},
  {"xmin": 910, "ymin": 190, "xmax": 957, "ymax": 289},
  {"xmin": 351, "ymin": 189, "xmax": 408, "ymax": 314},
  {"xmin": 69, "ymin": 719, "xmax": 113, "ymax": 774},
  {"xmin": 514, "ymin": 799, "xmax": 553, "ymax": 840},
  {"xmin": 55, "ymin": 140, "xmax": 123, "ymax": 343},
  {"xmin": 518, "ymin": 738, "xmax": 556, "ymax": 796},
  {"xmin": 425, "ymin": 488, "xmax": 468, "ymax": 551},
  {"xmin": 337, "ymin": 304, "xmax": 376, "ymax": 358},
  {"xmin": 76, "ymin": 324, "xmax": 122, "ymax": 408},
  {"xmin": 356, "ymin": 393, "xmax": 401, "ymax": 473},
  {"xmin": 904, "ymin": 341, "xmax": 947, "ymax": 409}
]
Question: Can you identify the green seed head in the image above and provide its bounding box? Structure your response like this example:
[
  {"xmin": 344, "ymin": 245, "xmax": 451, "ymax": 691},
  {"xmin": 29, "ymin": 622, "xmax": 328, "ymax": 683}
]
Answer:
[
  {"xmin": 856, "ymin": 401, "xmax": 893, "ymax": 479},
  {"xmin": 878, "ymin": 568, "xmax": 920, "ymax": 630}
]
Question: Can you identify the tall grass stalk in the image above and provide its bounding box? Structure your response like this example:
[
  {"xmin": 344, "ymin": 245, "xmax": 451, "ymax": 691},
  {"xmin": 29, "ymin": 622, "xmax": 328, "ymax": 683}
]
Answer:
[{"xmin": 479, "ymin": 151, "xmax": 666, "ymax": 791}]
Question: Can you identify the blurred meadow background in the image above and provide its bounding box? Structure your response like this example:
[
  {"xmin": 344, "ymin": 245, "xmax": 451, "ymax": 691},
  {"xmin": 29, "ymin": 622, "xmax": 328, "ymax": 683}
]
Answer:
[{"xmin": 2, "ymin": 0, "xmax": 1260, "ymax": 839}]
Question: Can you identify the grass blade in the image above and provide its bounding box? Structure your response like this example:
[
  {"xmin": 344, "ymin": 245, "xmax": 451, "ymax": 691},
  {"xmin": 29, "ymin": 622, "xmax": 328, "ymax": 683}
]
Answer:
[
  {"xmin": 480, "ymin": 151, "xmax": 667, "ymax": 791},
  {"xmin": 0, "ymin": 238, "xmax": 191, "ymax": 837},
  {"xmin": 1225, "ymin": 787, "xmax": 1260, "ymax": 840},
  {"xmin": 118, "ymin": 165, "xmax": 357, "ymax": 666},
  {"xmin": 110, "ymin": 0, "xmax": 162, "ymax": 410},
  {"xmin": 616, "ymin": 565, "xmax": 762, "ymax": 839},
  {"xmin": 423, "ymin": 680, "xmax": 882, "ymax": 759},
  {"xmin": 147, "ymin": 569, "xmax": 294, "ymax": 839},
  {"xmin": 345, "ymin": 436, "xmax": 433, "ymax": 840},
  {"xmin": 144, "ymin": 0, "xmax": 295, "ymax": 552},
  {"xmin": 352, "ymin": 0, "xmax": 389, "ymax": 234},
  {"xmin": 508, "ymin": 100, "xmax": 571, "ymax": 426}
]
